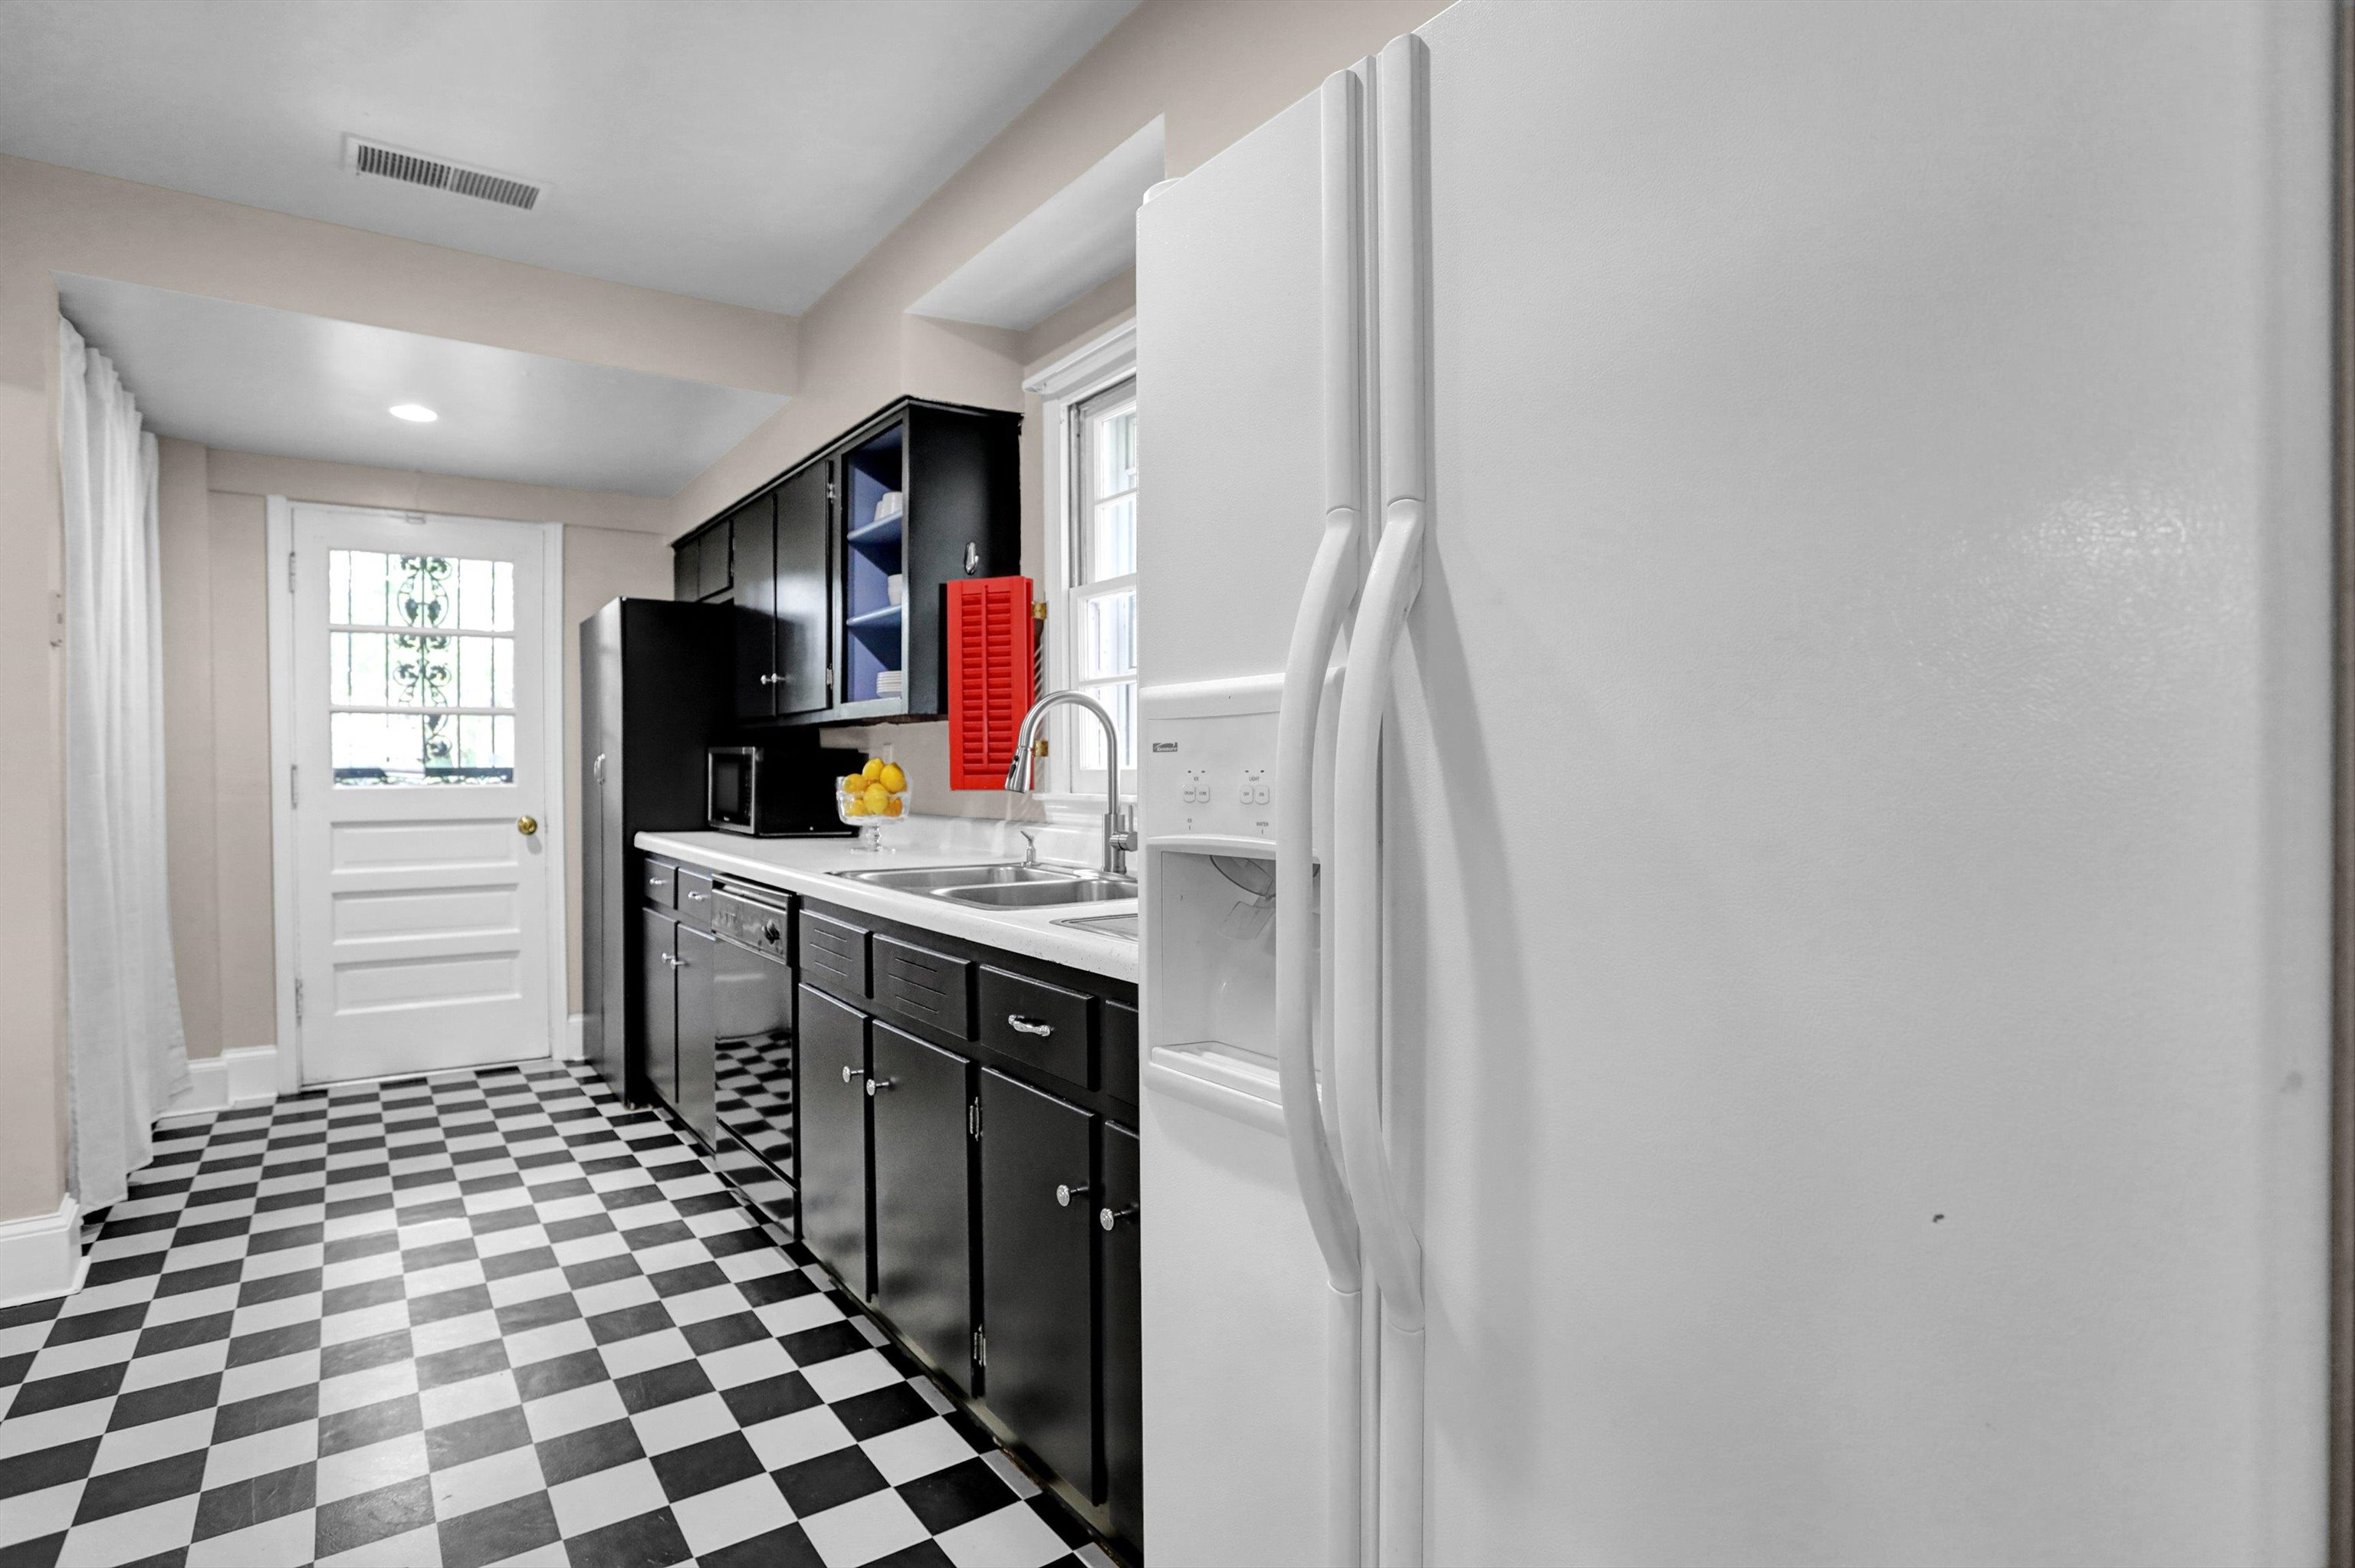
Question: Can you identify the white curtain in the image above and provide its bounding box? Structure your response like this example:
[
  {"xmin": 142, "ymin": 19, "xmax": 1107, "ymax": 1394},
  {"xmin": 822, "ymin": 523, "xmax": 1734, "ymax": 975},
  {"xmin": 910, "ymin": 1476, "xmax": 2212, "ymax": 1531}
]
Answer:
[{"xmin": 59, "ymin": 316, "xmax": 188, "ymax": 1212}]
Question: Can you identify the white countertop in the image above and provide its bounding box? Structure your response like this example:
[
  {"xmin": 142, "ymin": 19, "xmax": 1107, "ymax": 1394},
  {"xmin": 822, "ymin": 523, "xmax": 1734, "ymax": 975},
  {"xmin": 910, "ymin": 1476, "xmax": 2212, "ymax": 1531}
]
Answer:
[{"xmin": 636, "ymin": 818, "xmax": 1138, "ymax": 982}]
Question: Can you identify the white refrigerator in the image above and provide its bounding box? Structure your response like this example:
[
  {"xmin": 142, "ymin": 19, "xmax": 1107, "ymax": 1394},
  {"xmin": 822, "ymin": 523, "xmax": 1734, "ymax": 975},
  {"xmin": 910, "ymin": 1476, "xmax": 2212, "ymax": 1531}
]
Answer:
[{"xmin": 1130, "ymin": 2, "xmax": 2335, "ymax": 1566}]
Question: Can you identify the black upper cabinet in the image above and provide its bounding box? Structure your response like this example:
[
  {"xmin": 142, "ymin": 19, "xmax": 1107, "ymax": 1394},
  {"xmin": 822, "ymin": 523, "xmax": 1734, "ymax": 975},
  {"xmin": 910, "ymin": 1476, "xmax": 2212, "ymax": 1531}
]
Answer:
[
  {"xmin": 736, "ymin": 464, "xmax": 833, "ymax": 720},
  {"xmin": 869, "ymin": 1024, "xmax": 977, "ymax": 1393},
  {"xmin": 773, "ymin": 460, "xmax": 834, "ymax": 716},
  {"xmin": 731, "ymin": 494, "xmax": 778, "ymax": 717},
  {"xmin": 699, "ymin": 521, "xmax": 734, "ymax": 601},
  {"xmin": 678, "ymin": 396, "xmax": 1017, "ymax": 724},
  {"xmin": 674, "ymin": 519, "xmax": 734, "ymax": 602}
]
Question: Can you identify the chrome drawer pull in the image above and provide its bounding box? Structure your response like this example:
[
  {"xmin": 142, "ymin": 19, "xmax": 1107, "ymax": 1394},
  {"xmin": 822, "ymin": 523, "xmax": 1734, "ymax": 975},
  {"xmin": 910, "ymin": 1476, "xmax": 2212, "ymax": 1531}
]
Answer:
[
  {"xmin": 1099, "ymin": 1204, "xmax": 1138, "ymax": 1232},
  {"xmin": 1007, "ymin": 1015, "xmax": 1054, "ymax": 1037},
  {"xmin": 685, "ymin": 891, "xmax": 708, "ymax": 901},
  {"xmin": 1056, "ymin": 1182, "xmax": 1090, "ymax": 1208}
]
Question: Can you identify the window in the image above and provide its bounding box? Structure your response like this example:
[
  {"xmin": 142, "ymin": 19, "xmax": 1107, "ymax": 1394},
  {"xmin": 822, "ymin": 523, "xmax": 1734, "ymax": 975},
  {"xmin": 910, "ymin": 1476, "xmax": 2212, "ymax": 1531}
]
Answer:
[
  {"xmin": 1064, "ymin": 376, "xmax": 1138, "ymax": 790},
  {"xmin": 327, "ymin": 549, "xmax": 516, "ymax": 785}
]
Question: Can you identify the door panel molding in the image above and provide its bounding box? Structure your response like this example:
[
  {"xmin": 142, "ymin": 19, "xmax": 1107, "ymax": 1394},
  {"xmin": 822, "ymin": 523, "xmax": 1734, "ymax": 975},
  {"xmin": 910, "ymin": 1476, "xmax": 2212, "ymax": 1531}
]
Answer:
[{"xmin": 267, "ymin": 497, "xmax": 567, "ymax": 1091}]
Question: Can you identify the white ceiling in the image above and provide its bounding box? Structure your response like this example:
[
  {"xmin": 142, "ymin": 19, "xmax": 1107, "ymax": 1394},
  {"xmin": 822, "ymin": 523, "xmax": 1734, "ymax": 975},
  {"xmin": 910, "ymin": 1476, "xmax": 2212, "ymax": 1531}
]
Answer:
[
  {"xmin": 908, "ymin": 116, "xmax": 1161, "ymax": 332},
  {"xmin": 1, "ymin": 0, "xmax": 1138, "ymax": 315},
  {"xmin": 58, "ymin": 275, "xmax": 789, "ymax": 496}
]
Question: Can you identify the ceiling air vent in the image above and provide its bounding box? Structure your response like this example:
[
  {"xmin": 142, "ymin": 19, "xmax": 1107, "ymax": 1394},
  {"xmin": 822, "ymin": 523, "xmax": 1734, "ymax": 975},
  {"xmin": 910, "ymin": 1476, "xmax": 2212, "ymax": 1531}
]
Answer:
[{"xmin": 343, "ymin": 135, "xmax": 544, "ymax": 211}]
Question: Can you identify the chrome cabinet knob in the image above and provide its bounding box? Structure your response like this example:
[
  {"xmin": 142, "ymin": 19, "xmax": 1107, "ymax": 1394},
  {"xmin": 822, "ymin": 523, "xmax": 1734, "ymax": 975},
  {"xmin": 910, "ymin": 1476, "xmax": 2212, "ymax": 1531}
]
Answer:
[
  {"xmin": 866, "ymin": 1077, "xmax": 895, "ymax": 1097},
  {"xmin": 1099, "ymin": 1204, "xmax": 1138, "ymax": 1232},
  {"xmin": 1056, "ymin": 1183, "xmax": 1090, "ymax": 1208},
  {"xmin": 759, "ymin": 673, "xmax": 783, "ymax": 685},
  {"xmin": 841, "ymin": 1065, "xmax": 865, "ymax": 1084}
]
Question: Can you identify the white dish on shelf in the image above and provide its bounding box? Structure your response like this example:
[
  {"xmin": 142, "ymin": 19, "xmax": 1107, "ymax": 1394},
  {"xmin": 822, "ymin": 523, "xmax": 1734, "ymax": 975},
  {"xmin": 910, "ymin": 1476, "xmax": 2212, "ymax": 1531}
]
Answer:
[
  {"xmin": 873, "ymin": 491, "xmax": 904, "ymax": 523},
  {"xmin": 888, "ymin": 572, "xmax": 905, "ymax": 605}
]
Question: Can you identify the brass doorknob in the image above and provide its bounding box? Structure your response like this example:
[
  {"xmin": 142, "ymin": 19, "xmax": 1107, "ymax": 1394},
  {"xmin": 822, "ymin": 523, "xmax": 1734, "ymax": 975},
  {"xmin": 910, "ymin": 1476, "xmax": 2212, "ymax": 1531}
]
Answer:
[{"xmin": 517, "ymin": 815, "xmax": 538, "ymax": 835}]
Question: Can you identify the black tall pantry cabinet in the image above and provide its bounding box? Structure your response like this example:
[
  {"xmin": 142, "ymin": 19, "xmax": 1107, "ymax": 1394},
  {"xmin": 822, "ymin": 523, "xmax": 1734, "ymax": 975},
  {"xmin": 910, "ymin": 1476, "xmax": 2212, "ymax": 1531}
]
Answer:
[{"xmin": 580, "ymin": 599, "xmax": 733, "ymax": 1103}]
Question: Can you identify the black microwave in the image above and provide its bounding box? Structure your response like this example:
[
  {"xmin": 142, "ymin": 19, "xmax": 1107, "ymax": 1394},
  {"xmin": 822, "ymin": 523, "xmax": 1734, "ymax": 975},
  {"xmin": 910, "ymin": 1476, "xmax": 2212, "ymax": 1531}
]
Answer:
[{"xmin": 706, "ymin": 744, "xmax": 852, "ymax": 837}]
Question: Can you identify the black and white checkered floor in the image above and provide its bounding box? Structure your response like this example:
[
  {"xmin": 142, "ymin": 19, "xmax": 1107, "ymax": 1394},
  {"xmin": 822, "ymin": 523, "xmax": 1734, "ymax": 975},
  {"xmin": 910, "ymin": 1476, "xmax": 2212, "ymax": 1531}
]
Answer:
[{"xmin": 0, "ymin": 1062, "xmax": 1117, "ymax": 1568}]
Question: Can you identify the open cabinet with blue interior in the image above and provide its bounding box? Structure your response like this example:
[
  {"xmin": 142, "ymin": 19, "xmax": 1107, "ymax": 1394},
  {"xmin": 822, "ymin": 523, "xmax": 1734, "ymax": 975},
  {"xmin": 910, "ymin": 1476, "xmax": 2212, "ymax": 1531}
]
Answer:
[{"xmin": 841, "ymin": 418, "xmax": 908, "ymax": 709}]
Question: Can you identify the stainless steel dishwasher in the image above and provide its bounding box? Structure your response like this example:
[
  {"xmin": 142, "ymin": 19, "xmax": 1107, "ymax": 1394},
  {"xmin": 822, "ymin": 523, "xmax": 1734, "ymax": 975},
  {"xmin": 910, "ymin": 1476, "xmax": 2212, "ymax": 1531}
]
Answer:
[{"xmin": 705, "ymin": 883, "xmax": 796, "ymax": 1186}]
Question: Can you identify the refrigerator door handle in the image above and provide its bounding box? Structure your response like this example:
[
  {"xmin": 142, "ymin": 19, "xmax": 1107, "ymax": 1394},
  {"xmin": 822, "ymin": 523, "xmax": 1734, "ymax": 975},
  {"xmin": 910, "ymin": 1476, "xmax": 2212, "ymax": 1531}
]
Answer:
[{"xmin": 1331, "ymin": 495, "xmax": 1427, "ymax": 1333}]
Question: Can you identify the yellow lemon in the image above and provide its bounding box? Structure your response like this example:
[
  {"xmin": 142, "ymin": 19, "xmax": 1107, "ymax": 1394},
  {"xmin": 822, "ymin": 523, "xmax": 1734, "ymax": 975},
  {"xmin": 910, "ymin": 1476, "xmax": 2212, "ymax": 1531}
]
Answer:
[
  {"xmin": 862, "ymin": 758, "xmax": 885, "ymax": 780},
  {"xmin": 884, "ymin": 797, "xmax": 904, "ymax": 817},
  {"xmin": 841, "ymin": 773, "xmax": 865, "ymax": 794},
  {"xmin": 863, "ymin": 783, "xmax": 889, "ymax": 810},
  {"xmin": 879, "ymin": 763, "xmax": 907, "ymax": 793},
  {"xmin": 844, "ymin": 795, "xmax": 867, "ymax": 816}
]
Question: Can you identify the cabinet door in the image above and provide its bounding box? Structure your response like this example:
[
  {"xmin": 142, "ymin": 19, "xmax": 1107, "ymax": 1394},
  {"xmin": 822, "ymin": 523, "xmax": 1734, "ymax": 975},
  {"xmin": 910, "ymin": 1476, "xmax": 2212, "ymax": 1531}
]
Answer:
[
  {"xmin": 673, "ymin": 534, "xmax": 701, "ymax": 602},
  {"xmin": 731, "ymin": 494, "xmax": 779, "ymax": 717},
  {"xmin": 774, "ymin": 460, "xmax": 833, "ymax": 715},
  {"xmin": 640, "ymin": 909, "xmax": 679, "ymax": 1110},
  {"xmin": 797, "ymin": 983, "xmax": 872, "ymax": 1300},
  {"xmin": 674, "ymin": 925, "xmax": 718, "ymax": 1145},
  {"xmin": 698, "ymin": 519, "xmax": 733, "ymax": 600},
  {"xmin": 871, "ymin": 1023, "xmax": 975, "ymax": 1393},
  {"xmin": 980, "ymin": 1068, "xmax": 1096, "ymax": 1497},
  {"xmin": 1099, "ymin": 1121, "xmax": 1141, "ymax": 1544}
]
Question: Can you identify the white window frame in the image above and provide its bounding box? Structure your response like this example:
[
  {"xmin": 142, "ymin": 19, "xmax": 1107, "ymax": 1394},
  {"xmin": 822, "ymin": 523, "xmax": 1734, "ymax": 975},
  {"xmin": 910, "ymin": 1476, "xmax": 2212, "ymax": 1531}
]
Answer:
[{"xmin": 1024, "ymin": 318, "xmax": 1139, "ymax": 802}]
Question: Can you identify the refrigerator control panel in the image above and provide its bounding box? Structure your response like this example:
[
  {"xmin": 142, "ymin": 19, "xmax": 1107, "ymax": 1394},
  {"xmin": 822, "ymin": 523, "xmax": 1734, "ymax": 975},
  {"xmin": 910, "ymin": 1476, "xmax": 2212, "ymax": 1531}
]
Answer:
[{"xmin": 1138, "ymin": 674, "xmax": 1282, "ymax": 841}]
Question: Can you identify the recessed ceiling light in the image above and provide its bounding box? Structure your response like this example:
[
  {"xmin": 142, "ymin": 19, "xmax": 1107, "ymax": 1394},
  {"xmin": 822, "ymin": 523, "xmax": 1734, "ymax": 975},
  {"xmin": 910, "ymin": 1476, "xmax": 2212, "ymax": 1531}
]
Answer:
[{"xmin": 389, "ymin": 403, "xmax": 438, "ymax": 423}]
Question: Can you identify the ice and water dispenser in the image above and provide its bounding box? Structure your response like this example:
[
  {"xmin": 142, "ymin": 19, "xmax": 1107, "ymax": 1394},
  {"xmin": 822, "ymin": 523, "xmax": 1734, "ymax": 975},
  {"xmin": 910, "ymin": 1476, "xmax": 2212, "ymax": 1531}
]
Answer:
[{"xmin": 1138, "ymin": 674, "xmax": 1317, "ymax": 1124}]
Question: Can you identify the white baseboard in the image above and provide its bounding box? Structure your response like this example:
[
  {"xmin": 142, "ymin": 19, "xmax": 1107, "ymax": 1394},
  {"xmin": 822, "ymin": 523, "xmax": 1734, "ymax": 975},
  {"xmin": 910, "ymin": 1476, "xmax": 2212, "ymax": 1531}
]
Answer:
[
  {"xmin": 563, "ymin": 1014, "xmax": 587, "ymax": 1062},
  {"xmin": 0, "ymin": 1195, "xmax": 90, "ymax": 1310},
  {"xmin": 165, "ymin": 1045, "xmax": 281, "ymax": 1117}
]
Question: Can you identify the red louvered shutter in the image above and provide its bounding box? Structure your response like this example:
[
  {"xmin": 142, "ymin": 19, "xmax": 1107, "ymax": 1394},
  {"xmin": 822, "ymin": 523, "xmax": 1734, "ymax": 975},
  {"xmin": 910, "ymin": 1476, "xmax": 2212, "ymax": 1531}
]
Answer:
[{"xmin": 948, "ymin": 576, "xmax": 1037, "ymax": 790}]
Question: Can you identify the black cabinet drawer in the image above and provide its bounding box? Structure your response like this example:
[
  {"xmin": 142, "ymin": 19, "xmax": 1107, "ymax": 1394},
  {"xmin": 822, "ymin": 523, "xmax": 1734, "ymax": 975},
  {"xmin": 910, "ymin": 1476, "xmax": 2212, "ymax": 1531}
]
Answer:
[
  {"xmin": 875, "ymin": 936, "xmax": 973, "ymax": 1040},
  {"xmin": 1100, "ymin": 998, "xmax": 1138, "ymax": 1106},
  {"xmin": 675, "ymin": 868, "xmax": 716, "ymax": 927},
  {"xmin": 642, "ymin": 859, "xmax": 677, "ymax": 910},
  {"xmin": 977, "ymin": 966, "xmax": 1092, "ymax": 1091},
  {"xmin": 870, "ymin": 1023, "xmax": 976, "ymax": 1393},
  {"xmin": 979, "ymin": 1068, "xmax": 1097, "ymax": 1499},
  {"xmin": 800, "ymin": 910, "xmax": 870, "ymax": 1001}
]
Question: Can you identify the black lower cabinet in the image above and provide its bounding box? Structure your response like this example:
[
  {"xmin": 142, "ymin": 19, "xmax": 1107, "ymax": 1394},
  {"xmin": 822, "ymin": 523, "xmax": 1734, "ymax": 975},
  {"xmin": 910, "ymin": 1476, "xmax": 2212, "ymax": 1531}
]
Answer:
[
  {"xmin": 980, "ymin": 1068, "xmax": 1097, "ymax": 1500},
  {"xmin": 798, "ymin": 984, "xmax": 872, "ymax": 1300},
  {"xmin": 675, "ymin": 925, "xmax": 718, "ymax": 1143},
  {"xmin": 870, "ymin": 1024, "xmax": 977, "ymax": 1393},
  {"xmin": 1099, "ymin": 1123, "xmax": 1142, "ymax": 1548},
  {"xmin": 641, "ymin": 910, "xmax": 678, "ymax": 1109}
]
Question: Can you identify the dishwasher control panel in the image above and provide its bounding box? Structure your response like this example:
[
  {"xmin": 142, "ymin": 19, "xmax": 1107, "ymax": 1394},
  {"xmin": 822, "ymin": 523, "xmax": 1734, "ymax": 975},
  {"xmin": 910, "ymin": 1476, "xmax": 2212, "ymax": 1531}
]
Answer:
[{"xmin": 711, "ymin": 887, "xmax": 791, "ymax": 959}]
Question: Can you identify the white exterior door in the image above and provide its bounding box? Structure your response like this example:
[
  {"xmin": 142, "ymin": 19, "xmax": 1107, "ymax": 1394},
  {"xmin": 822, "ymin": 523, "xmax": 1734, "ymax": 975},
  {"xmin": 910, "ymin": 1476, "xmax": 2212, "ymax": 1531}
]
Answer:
[{"xmin": 289, "ymin": 504, "xmax": 557, "ymax": 1084}]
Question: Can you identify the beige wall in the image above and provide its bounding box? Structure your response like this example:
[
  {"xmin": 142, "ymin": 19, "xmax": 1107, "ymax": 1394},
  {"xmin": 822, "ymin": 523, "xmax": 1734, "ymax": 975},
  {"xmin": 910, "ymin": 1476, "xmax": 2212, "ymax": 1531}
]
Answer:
[
  {"xmin": 0, "ymin": 155, "xmax": 790, "ymax": 1224},
  {"xmin": 665, "ymin": 0, "xmax": 1442, "ymax": 539},
  {"xmin": 155, "ymin": 451, "xmax": 673, "ymax": 1063}
]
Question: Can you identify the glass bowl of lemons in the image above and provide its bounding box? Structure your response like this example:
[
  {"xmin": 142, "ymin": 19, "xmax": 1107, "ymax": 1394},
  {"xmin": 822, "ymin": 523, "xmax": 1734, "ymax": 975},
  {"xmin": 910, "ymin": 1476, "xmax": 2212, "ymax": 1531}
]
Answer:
[{"xmin": 837, "ymin": 758, "xmax": 909, "ymax": 851}]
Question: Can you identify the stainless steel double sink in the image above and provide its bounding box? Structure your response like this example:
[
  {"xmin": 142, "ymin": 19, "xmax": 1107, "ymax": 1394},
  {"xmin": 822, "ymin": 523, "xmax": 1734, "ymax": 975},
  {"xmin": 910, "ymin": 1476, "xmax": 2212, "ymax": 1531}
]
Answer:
[{"xmin": 832, "ymin": 861, "xmax": 1137, "ymax": 908}]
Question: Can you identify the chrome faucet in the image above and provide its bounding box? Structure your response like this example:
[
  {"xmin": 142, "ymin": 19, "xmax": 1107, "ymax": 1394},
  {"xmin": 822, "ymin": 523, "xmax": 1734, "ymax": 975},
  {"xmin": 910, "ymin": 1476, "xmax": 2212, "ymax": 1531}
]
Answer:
[{"xmin": 1004, "ymin": 691, "xmax": 1137, "ymax": 875}]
